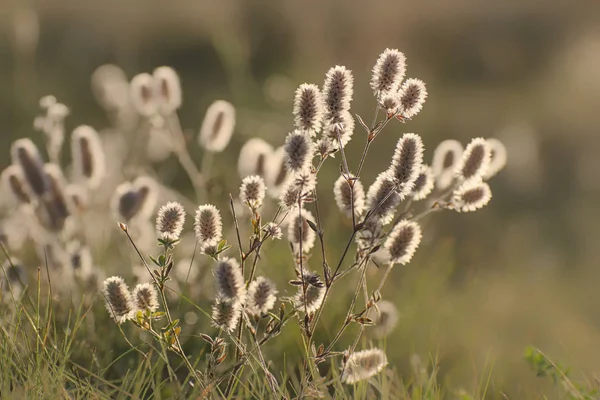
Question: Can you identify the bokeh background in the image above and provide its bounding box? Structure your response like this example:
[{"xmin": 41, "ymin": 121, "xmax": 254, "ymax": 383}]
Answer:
[{"xmin": 2, "ymin": 0, "xmax": 600, "ymax": 397}]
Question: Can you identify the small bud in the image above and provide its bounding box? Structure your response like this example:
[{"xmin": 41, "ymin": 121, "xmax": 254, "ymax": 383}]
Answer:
[{"xmin": 263, "ymin": 222, "xmax": 283, "ymax": 240}]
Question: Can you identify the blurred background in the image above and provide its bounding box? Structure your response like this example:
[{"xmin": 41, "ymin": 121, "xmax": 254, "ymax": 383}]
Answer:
[{"xmin": 2, "ymin": 0, "xmax": 600, "ymax": 397}]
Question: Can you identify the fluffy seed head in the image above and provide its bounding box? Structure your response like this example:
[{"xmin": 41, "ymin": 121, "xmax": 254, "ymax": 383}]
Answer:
[
  {"xmin": 237, "ymin": 138, "xmax": 274, "ymax": 178},
  {"xmin": 239, "ymin": 175, "xmax": 266, "ymax": 209},
  {"xmin": 1, "ymin": 165, "xmax": 31, "ymax": 205},
  {"xmin": 371, "ymin": 48, "xmax": 406, "ymax": 96},
  {"xmin": 287, "ymin": 209, "xmax": 316, "ymax": 254},
  {"xmin": 432, "ymin": 139, "xmax": 463, "ymax": 190},
  {"xmin": 388, "ymin": 133, "xmax": 424, "ymax": 196},
  {"xmin": 452, "ymin": 179, "xmax": 492, "ymax": 212},
  {"xmin": 91, "ymin": 64, "xmax": 130, "ymax": 110},
  {"xmin": 398, "ymin": 78, "xmax": 427, "ymax": 118},
  {"xmin": 365, "ymin": 172, "xmax": 401, "ymax": 225},
  {"xmin": 279, "ymin": 181, "xmax": 301, "ymax": 210},
  {"xmin": 283, "ymin": 130, "xmax": 315, "ymax": 173},
  {"xmin": 152, "ymin": 66, "xmax": 182, "ymax": 115},
  {"xmin": 333, "ymin": 174, "xmax": 365, "ymax": 218},
  {"xmin": 102, "ymin": 276, "xmax": 133, "ymax": 324},
  {"xmin": 293, "ymin": 271, "xmax": 325, "ymax": 314},
  {"xmin": 40, "ymin": 164, "xmax": 71, "ymax": 232},
  {"xmin": 130, "ymin": 73, "xmax": 157, "ymax": 116},
  {"xmin": 111, "ymin": 177, "xmax": 157, "ymax": 221},
  {"xmin": 71, "ymin": 125, "xmax": 106, "ymax": 190},
  {"xmin": 455, "ymin": 138, "xmax": 491, "ymax": 182},
  {"xmin": 194, "ymin": 205, "xmax": 223, "ymax": 250},
  {"xmin": 211, "ymin": 297, "xmax": 241, "ymax": 333},
  {"xmin": 342, "ymin": 348, "xmax": 388, "ymax": 384},
  {"xmin": 67, "ymin": 240, "xmax": 93, "ymax": 280},
  {"xmin": 198, "ymin": 100, "xmax": 236, "ymax": 152},
  {"xmin": 132, "ymin": 283, "xmax": 159, "ymax": 312},
  {"xmin": 323, "ymin": 66, "xmax": 354, "ymax": 122},
  {"xmin": 246, "ymin": 276, "xmax": 278, "ymax": 316},
  {"xmin": 214, "ymin": 257, "xmax": 246, "ymax": 302},
  {"xmin": 156, "ymin": 201, "xmax": 186, "ymax": 241},
  {"xmin": 264, "ymin": 146, "xmax": 289, "ymax": 199},
  {"xmin": 411, "ymin": 165, "xmax": 435, "ymax": 201},
  {"xmin": 384, "ymin": 220, "xmax": 422, "ymax": 266},
  {"xmin": 368, "ymin": 300, "xmax": 399, "ymax": 338},
  {"xmin": 379, "ymin": 94, "xmax": 400, "ymax": 115},
  {"xmin": 483, "ymin": 138, "xmax": 507, "ymax": 180},
  {"xmin": 10, "ymin": 138, "xmax": 48, "ymax": 197},
  {"xmin": 293, "ymin": 83, "xmax": 324, "ymax": 135}
]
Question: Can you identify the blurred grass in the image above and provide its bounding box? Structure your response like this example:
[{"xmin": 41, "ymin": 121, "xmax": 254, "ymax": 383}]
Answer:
[{"xmin": 2, "ymin": 0, "xmax": 600, "ymax": 398}]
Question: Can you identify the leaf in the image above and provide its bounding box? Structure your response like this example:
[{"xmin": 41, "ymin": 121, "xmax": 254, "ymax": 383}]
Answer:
[
  {"xmin": 163, "ymin": 319, "xmax": 180, "ymax": 332},
  {"xmin": 306, "ymin": 219, "xmax": 318, "ymax": 233}
]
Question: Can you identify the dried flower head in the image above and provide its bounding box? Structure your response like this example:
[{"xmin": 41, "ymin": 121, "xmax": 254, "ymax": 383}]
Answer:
[
  {"xmin": 214, "ymin": 257, "xmax": 246, "ymax": 302},
  {"xmin": 287, "ymin": 209, "xmax": 316, "ymax": 254},
  {"xmin": 130, "ymin": 73, "xmax": 157, "ymax": 116},
  {"xmin": 263, "ymin": 222, "xmax": 283, "ymax": 240},
  {"xmin": 323, "ymin": 65, "xmax": 354, "ymax": 123},
  {"xmin": 293, "ymin": 83, "xmax": 324, "ymax": 135},
  {"xmin": 132, "ymin": 282, "xmax": 159, "ymax": 312},
  {"xmin": 452, "ymin": 179, "xmax": 492, "ymax": 212},
  {"xmin": 279, "ymin": 180, "xmax": 301, "ymax": 210},
  {"xmin": 384, "ymin": 220, "xmax": 422, "ymax": 266},
  {"xmin": 283, "ymin": 131, "xmax": 315, "ymax": 174},
  {"xmin": 198, "ymin": 100, "xmax": 236, "ymax": 152},
  {"xmin": 1, "ymin": 165, "xmax": 31, "ymax": 205},
  {"xmin": 212, "ymin": 297, "xmax": 241, "ymax": 333},
  {"xmin": 194, "ymin": 205, "xmax": 223, "ymax": 250},
  {"xmin": 341, "ymin": 348, "xmax": 388, "ymax": 384},
  {"xmin": 152, "ymin": 66, "xmax": 182, "ymax": 115},
  {"xmin": 71, "ymin": 125, "xmax": 106, "ymax": 190},
  {"xmin": 483, "ymin": 138, "xmax": 507, "ymax": 180},
  {"xmin": 316, "ymin": 137, "xmax": 334, "ymax": 159},
  {"xmin": 411, "ymin": 165, "xmax": 435, "ymax": 201},
  {"xmin": 156, "ymin": 201, "xmax": 186, "ymax": 241},
  {"xmin": 398, "ymin": 78, "xmax": 427, "ymax": 119},
  {"xmin": 10, "ymin": 138, "xmax": 48, "ymax": 197},
  {"xmin": 333, "ymin": 174, "xmax": 365, "ymax": 218},
  {"xmin": 368, "ymin": 300, "xmax": 399, "ymax": 338},
  {"xmin": 246, "ymin": 276, "xmax": 278, "ymax": 316},
  {"xmin": 102, "ymin": 276, "xmax": 133, "ymax": 324},
  {"xmin": 388, "ymin": 133, "xmax": 424, "ymax": 196},
  {"xmin": 111, "ymin": 177, "xmax": 158, "ymax": 221},
  {"xmin": 239, "ymin": 175, "xmax": 266, "ymax": 209},
  {"xmin": 371, "ymin": 48, "xmax": 406, "ymax": 96},
  {"xmin": 455, "ymin": 137, "xmax": 491, "ymax": 182},
  {"xmin": 365, "ymin": 172, "xmax": 401, "ymax": 225},
  {"xmin": 432, "ymin": 139, "xmax": 463, "ymax": 190},
  {"xmin": 238, "ymin": 138, "xmax": 274, "ymax": 178},
  {"xmin": 265, "ymin": 146, "xmax": 290, "ymax": 199},
  {"xmin": 292, "ymin": 271, "xmax": 325, "ymax": 314}
]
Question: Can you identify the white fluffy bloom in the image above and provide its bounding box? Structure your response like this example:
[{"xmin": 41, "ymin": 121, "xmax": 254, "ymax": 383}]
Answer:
[
  {"xmin": 411, "ymin": 165, "xmax": 435, "ymax": 201},
  {"xmin": 155, "ymin": 201, "xmax": 186, "ymax": 241},
  {"xmin": 264, "ymin": 146, "xmax": 289, "ymax": 199},
  {"xmin": 452, "ymin": 179, "xmax": 492, "ymax": 212},
  {"xmin": 483, "ymin": 138, "xmax": 507, "ymax": 180},
  {"xmin": 287, "ymin": 209, "xmax": 316, "ymax": 254},
  {"xmin": 341, "ymin": 348, "xmax": 388, "ymax": 384},
  {"xmin": 246, "ymin": 276, "xmax": 278, "ymax": 316},
  {"xmin": 398, "ymin": 78, "xmax": 427, "ymax": 118},
  {"xmin": 333, "ymin": 174, "xmax": 365, "ymax": 218},
  {"xmin": 152, "ymin": 66, "xmax": 182, "ymax": 115},
  {"xmin": 387, "ymin": 133, "xmax": 424, "ymax": 197},
  {"xmin": 293, "ymin": 83, "xmax": 324, "ymax": 135},
  {"xmin": 132, "ymin": 282, "xmax": 160, "ymax": 312},
  {"xmin": 432, "ymin": 139, "xmax": 463, "ymax": 190},
  {"xmin": 368, "ymin": 300, "xmax": 399, "ymax": 339},
  {"xmin": 237, "ymin": 138, "xmax": 274, "ymax": 178},
  {"xmin": 383, "ymin": 220, "xmax": 422, "ymax": 266},
  {"xmin": 365, "ymin": 171, "xmax": 401, "ymax": 225},
  {"xmin": 283, "ymin": 130, "xmax": 315, "ymax": 174},
  {"xmin": 102, "ymin": 276, "xmax": 134, "ymax": 324},
  {"xmin": 130, "ymin": 73, "xmax": 157, "ymax": 117},
  {"xmin": 455, "ymin": 137, "xmax": 491, "ymax": 182},
  {"xmin": 370, "ymin": 48, "xmax": 406, "ymax": 96},
  {"xmin": 198, "ymin": 100, "xmax": 236, "ymax": 152},
  {"xmin": 239, "ymin": 175, "xmax": 266, "ymax": 209},
  {"xmin": 194, "ymin": 204, "xmax": 223, "ymax": 250},
  {"xmin": 214, "ymin": 257, "xmax": 246, "ymax": 303},
  {"xmin": 71, "ymin": 125, "xmax": 106, "ymax": 190}
]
